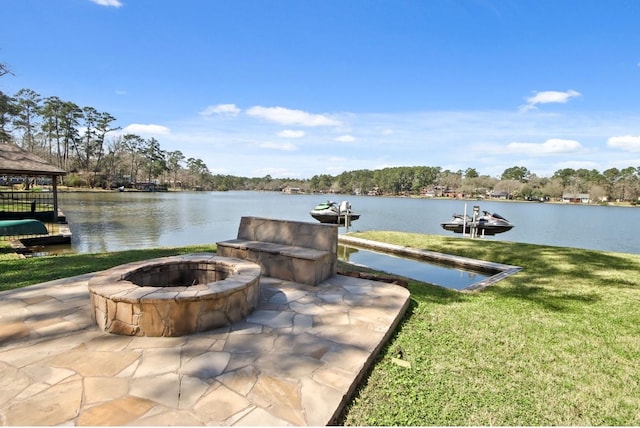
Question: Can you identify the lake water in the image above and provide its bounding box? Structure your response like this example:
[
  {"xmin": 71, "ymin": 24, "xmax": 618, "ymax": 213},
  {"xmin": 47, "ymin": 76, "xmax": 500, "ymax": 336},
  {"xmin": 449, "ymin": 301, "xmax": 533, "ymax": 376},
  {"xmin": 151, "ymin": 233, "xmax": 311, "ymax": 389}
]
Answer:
[{"xmin": 58, "ymin": 191, "xmax": 640, "ymax": 255}]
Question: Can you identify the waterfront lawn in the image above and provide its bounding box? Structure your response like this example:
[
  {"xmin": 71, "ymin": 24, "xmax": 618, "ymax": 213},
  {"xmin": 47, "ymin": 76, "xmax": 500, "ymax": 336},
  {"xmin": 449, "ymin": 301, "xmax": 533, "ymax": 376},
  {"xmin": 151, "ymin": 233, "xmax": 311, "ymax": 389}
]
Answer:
[
  {"xmin": 339, "ymin": 231, "xmax": 640, "ymax": 426},
  {"xmin": 1, "ymin": 233, "xmax": 640, "ymax": 425},
  {"xmin": 0, "ymin": 244, "xmax": 217, "ymax": 291}
]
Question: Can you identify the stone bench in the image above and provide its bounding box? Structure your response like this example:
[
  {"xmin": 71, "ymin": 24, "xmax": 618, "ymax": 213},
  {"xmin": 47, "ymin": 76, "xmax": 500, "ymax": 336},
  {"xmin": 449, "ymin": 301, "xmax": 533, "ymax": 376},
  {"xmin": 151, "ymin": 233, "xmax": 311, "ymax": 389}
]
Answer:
[{"xmin": 216, "ymin": 216, "xmax": 338, "ymax": 285}]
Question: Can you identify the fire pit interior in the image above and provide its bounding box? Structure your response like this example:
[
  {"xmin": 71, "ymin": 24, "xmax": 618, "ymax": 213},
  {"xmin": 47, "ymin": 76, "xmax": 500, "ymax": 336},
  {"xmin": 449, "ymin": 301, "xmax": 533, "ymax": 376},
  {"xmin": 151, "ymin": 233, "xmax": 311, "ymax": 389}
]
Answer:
[
  {"xmin": 88, "ymin": 253, "xmax": 261, "ymax": 337},
  {"xmin": 124, "ymin": 260, "xmax": 231, "ymax": 287}
]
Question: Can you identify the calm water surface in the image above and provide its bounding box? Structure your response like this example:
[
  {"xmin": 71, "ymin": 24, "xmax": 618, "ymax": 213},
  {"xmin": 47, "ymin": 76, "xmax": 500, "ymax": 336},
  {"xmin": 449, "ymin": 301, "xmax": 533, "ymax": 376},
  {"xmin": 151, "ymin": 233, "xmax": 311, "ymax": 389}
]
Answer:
[
  {"xmin": 59, "ymin": 191, "xmax": 640, "ymax": 255},
  {"xmin": 338, "ymin": 245, "xmax": 489, "ymax": 290}
]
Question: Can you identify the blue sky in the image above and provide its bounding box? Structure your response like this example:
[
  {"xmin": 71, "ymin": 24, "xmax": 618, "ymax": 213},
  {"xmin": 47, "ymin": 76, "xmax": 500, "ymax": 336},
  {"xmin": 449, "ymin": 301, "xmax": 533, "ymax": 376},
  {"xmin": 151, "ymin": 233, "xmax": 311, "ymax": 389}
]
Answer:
[{"xmin": 2, "ymin": 0, "xmax": 640, "ymax": 179}]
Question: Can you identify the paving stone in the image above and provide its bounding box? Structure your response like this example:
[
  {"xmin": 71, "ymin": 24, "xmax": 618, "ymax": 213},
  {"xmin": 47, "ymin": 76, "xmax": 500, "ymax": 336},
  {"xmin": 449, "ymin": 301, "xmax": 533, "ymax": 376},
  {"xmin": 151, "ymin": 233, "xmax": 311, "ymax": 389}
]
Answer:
[
  {"xmin": 312, "ymin": 366, "xmax": 354, "ymax": 392},
  {"xmin": 0, "ymin": 362, "xmax": 32, "ymax": 406},
  {"xmin": 130, "ymin": 372, "xmax": 181, "ymax": 408},
  {"xmin": 180, "ymin": 352, "xmax": 230, "ymax": 379},
  {"xmin": 311, "ymin": 324, "xmax": 385, "ymax": 350},
  {"xmin": 216, "ymin": 365, "xmax": 259, "ymax": 396},
  {"xmin": 76, "ymin": 395, "xmax": 156, "ymax": 426},
  {"xmin": 134, "ymin": 347, "xmax": 182, "ymax": 377},
  {"xmin": 288, "ymin": 301, "xmax": 325, "ymax": 316},
  {"xmin": 300, "ymin": 376, "xmax": 345, "ymax": 426},
  {"xmin": 235, "ymin": 405, "xmax": 294, "ymax": 426},
  {"xmin": 224, "ymin": 404, "xmax": 258, "ymax": 426},
  {"xmin": 292, "ymin": 313, "xmax": 314, "ymax": 333},
  {"xmin": 248, "ymin": 373, "xmax": 301, "ymax": 410},
  {"xmin": 321, "ymin": 346, "xmax": 371, "ymax": 374},
  {"xmin": 19, "ymin": 294, "xmax": 52, "ymax": 305},
  {"xmin": 116, "ymin": 360, "xmax": 139, "ymax": 378},
  {"xmin": 84, "ymin": 376, "xmax": 130, "ymax": 404},
  {"xmin": 246, "ymin": 310, "xmax": 294, "ymax": 329},
  {"xmin": 273, "ymin": 288, "xmax": 309, "ymax": 304},
  {"xmin": 83, "ymin": 334, "xmax": 132, "ymax": 352},
  {"xmin": 2, "ymin": 378, "xmax": 83, "ymax": 426},
  {"xmin": 273, "ymin": 332, "xmax": 333, "ymax": 358},
  {"xmin": 349, "ymin": 306, "xmax": 393, "ymax": 326},
  {"xmin": 129, "ymin": 335, "xmax": 187, "ymax": 349},
  {"xmin": 317, "ymin": 310, "xmax": 350, "ymax": 326},
  {"xmin": 224, "ymin": 332, "xmax": 277, "ymax": 354},
  {"xmin": 229, "ymin": 321, "xmax": 263, "ymax": 335},
  {"xmin": 0, "ymin": 336, "xmax": 84, "ymax": 368},
  {"xmin": 22, "ymin": 364, "xmax": 76, "ymax": 386},
  {"xmin": 46, "ymin": 347, "xmax": 141, "ymax": 377},
  {"xmin": 317, "ymin": 291, "xmax": 345, "ymax": 303},
  {"xmin": 224, "ymin": 352, "xmax": 259, "ymax": 372},
  {"xmin": 177, "ymin": 375, "xmax": 210, "ymax": 409},
  {"xmin": 266, "ymin": 403, "xmax": 307, "ymax": 426},
  {"xmin": 191, "ymin": 383, "xmax": 252, "ymax": 423},
  {"xmin": 255, "ymin": 353, "xmax": 324, "ymax": 378},
  {"xmin": 12, "ymin": 381, "xmax": 51, "ymax": 402},
  {"xmin": 210, "ymin": 339, "xmax": 226, "ymax": 352},
  {"xmin": 134, "ymin": 409, "xmax": 205, "ymax": 426}
]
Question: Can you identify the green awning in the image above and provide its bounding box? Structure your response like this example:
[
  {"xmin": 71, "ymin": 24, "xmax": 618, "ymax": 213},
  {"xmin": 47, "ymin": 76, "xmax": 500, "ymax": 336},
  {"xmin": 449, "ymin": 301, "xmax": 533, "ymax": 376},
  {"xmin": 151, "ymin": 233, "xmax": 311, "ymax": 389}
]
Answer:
[{"xmin": 0, "ymin": 219, "xmax": 48, "ymax": 236}]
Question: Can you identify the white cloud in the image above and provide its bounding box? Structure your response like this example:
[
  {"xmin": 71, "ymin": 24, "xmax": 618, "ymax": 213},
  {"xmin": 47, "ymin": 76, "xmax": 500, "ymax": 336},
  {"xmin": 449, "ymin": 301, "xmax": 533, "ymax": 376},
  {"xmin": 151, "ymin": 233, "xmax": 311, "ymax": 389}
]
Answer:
[
  {"xmin": 505, "ymin": 138, "xmax": 582, "ymax": 155},
  {"xmin": 381, "ymin": 128, "xmax": 394, "ymax": 135},
  {"xmin": 115, "ymin": 89, "xmax": 127, "ymax": 95},
  {"xmin": 520, "ymin": 89, "xmax": 581, "ymax": 112},
  {"xmin": 89, "ymin": 0, "xmax": 123, "ymax": 7},
  {"xmin": 257, "ymin": 141, "xmax": 298, "ymax": 151},
  {"xmin": 199, "ymin": 104, "xmax": 240, "ymax": 116},
  {"xmin": 335, "ymin": 135, "xmax": 356, "ymax": 142},
  {"xmin": 155, "ymin": 107, "xmax": 640, "ymax": 179},
  {"xmin": 246, "ymin": 106, "xmax": 341, "ymax": 127},
  {"xmin": 122, "ymin": 123, "xmax": 170, "ymax": 135},
  {"xmin": 607, "ymin": 135, "xmax": 640, "ymax": 152},
  {"xmin": 277, "ymin": 129, "xmax": 305, "ymax": 138}
]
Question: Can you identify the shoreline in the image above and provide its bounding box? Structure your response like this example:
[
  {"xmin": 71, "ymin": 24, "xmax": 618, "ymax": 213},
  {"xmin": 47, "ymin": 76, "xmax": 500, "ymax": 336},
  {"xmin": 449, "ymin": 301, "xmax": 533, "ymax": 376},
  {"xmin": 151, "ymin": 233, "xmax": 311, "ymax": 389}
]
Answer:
[{"xmin": 49, "ymin": 186, "xmax": 639, "ymax": 208}]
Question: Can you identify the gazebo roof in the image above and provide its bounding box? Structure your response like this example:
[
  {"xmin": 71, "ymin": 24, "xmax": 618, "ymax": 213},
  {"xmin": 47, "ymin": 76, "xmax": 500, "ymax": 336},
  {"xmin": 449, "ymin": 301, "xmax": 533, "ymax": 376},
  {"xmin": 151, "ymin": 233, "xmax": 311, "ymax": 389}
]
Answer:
[{"xmin": 0, "ymin": 143, "xmax": 66, "ymax": 176}]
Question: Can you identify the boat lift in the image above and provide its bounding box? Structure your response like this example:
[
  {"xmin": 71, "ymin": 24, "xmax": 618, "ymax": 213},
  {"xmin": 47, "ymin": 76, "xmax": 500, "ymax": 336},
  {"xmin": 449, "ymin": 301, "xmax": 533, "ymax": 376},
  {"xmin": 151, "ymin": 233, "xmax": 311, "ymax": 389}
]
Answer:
[
  {"xmin": 339, "ymin": 200, "xmax": 352, "ymax": 231},
  {"xmin": 463, "ymin": 204, "xmax": 483, "ymax": 239}
]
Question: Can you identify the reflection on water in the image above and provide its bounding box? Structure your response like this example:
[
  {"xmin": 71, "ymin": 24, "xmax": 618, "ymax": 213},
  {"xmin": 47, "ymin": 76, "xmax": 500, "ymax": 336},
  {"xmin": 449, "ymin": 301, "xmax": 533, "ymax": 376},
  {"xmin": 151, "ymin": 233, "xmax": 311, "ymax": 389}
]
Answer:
[
  {"xmin": 55, "ymin": 190, "xmax": 640, "ymax": 255},
  {"xmin": 26, "ymin": 243, "xmax": 76, "ymax": 257},
  {"xmin": 338, "ymin": 244, "xmax": 488, "ymax": 290}
]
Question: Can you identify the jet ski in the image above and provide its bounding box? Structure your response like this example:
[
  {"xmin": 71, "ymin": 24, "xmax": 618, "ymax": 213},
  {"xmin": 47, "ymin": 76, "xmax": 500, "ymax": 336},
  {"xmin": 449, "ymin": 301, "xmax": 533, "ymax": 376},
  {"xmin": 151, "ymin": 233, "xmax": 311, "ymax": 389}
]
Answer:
[
  {"xmin": 441, "ymin": 211, "xmax": 514, "ymax": 235},
  {"xmin": 310, "ymin": 200, "xmax": 360, "ymax": 224}
]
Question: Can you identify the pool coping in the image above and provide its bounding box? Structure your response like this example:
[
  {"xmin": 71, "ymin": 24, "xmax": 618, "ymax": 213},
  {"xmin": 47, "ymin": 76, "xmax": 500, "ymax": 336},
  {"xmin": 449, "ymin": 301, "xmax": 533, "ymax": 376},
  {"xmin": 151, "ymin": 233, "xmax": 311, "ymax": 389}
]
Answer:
[{"xmin": 338, "ymin": 235, "xmax": 522, "ymax": 292}]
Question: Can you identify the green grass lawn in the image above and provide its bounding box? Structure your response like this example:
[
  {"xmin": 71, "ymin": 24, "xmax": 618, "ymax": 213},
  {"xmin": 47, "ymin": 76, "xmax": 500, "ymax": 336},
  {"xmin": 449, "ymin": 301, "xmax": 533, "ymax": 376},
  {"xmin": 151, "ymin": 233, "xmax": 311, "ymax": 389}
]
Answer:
[
  {"xmin": 1, "ymin": 232, "xmax": 639, "ymax": 425},
  {"xmin": 340, "ymin": 231, "xmax": 640, "ymax": 426},
  {"xmin": 0, "ymin": 244, "xmax": 218, "ymax": 291}
]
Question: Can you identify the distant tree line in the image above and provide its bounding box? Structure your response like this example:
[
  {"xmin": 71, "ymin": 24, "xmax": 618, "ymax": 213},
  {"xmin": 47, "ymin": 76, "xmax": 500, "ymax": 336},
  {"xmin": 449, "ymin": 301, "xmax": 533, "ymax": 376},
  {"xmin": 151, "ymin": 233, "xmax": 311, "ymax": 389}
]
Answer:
[
  {"xmin": 1, "ymin": 87, "xmax": 639, "ymax": 202},
  {"xmin": 303, "ymin": 165, "xmax": 640, "ymax": 203},
  {"xmin": 0, "ymin": 87, "xmax": 215, "ymax": 190}
]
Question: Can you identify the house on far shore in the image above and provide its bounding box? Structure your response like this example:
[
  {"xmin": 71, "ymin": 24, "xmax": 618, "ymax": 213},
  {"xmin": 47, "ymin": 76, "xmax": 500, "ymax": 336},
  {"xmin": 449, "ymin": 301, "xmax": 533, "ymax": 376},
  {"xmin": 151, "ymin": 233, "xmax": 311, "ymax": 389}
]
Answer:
[
  {"xmin": 489, "ymin": 190, "xmax": 510, "ymax": 200},
  {"xmin": 562, "ymin": 193, "xmax": 591, "ymax": 203},
  {"xmin": 282, "ymin": 186, "xmax": 303, "ymax": 194}
]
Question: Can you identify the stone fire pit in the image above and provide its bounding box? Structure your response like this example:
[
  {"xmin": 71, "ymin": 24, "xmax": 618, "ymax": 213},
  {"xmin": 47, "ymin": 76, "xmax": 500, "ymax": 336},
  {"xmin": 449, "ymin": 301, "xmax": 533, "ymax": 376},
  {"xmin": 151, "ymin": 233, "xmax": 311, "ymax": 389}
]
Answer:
[{"xmin": 88, "ymin": 253, "xmax": 261, "ymax": 337}]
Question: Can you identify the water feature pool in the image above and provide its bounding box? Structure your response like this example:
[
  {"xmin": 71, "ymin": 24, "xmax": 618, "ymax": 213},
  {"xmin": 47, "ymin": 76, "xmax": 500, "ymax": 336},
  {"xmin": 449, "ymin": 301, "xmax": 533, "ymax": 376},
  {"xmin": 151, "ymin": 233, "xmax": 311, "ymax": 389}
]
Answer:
[
  {"xmin": 337, "ymin": 235, "xmax": 522, "ymax": 291},
  {"xmin": 338, "ymin": 245, "xmax": 489, "ymax": 290}
]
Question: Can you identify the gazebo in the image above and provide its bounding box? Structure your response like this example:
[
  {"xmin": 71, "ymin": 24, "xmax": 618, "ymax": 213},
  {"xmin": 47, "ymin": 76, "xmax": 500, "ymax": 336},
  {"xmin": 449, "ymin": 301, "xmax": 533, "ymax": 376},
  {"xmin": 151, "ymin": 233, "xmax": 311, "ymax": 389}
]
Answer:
[{"xmin": 0, "ymin": 142, "xmax": 67, "ymax": 235}]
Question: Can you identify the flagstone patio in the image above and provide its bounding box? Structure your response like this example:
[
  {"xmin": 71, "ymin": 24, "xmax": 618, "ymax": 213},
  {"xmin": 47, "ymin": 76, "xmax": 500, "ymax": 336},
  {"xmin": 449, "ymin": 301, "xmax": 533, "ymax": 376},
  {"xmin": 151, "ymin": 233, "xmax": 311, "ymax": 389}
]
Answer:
[{"xmin": 0, "ymin": 271, "xmax": 410, "ymax": 425}]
